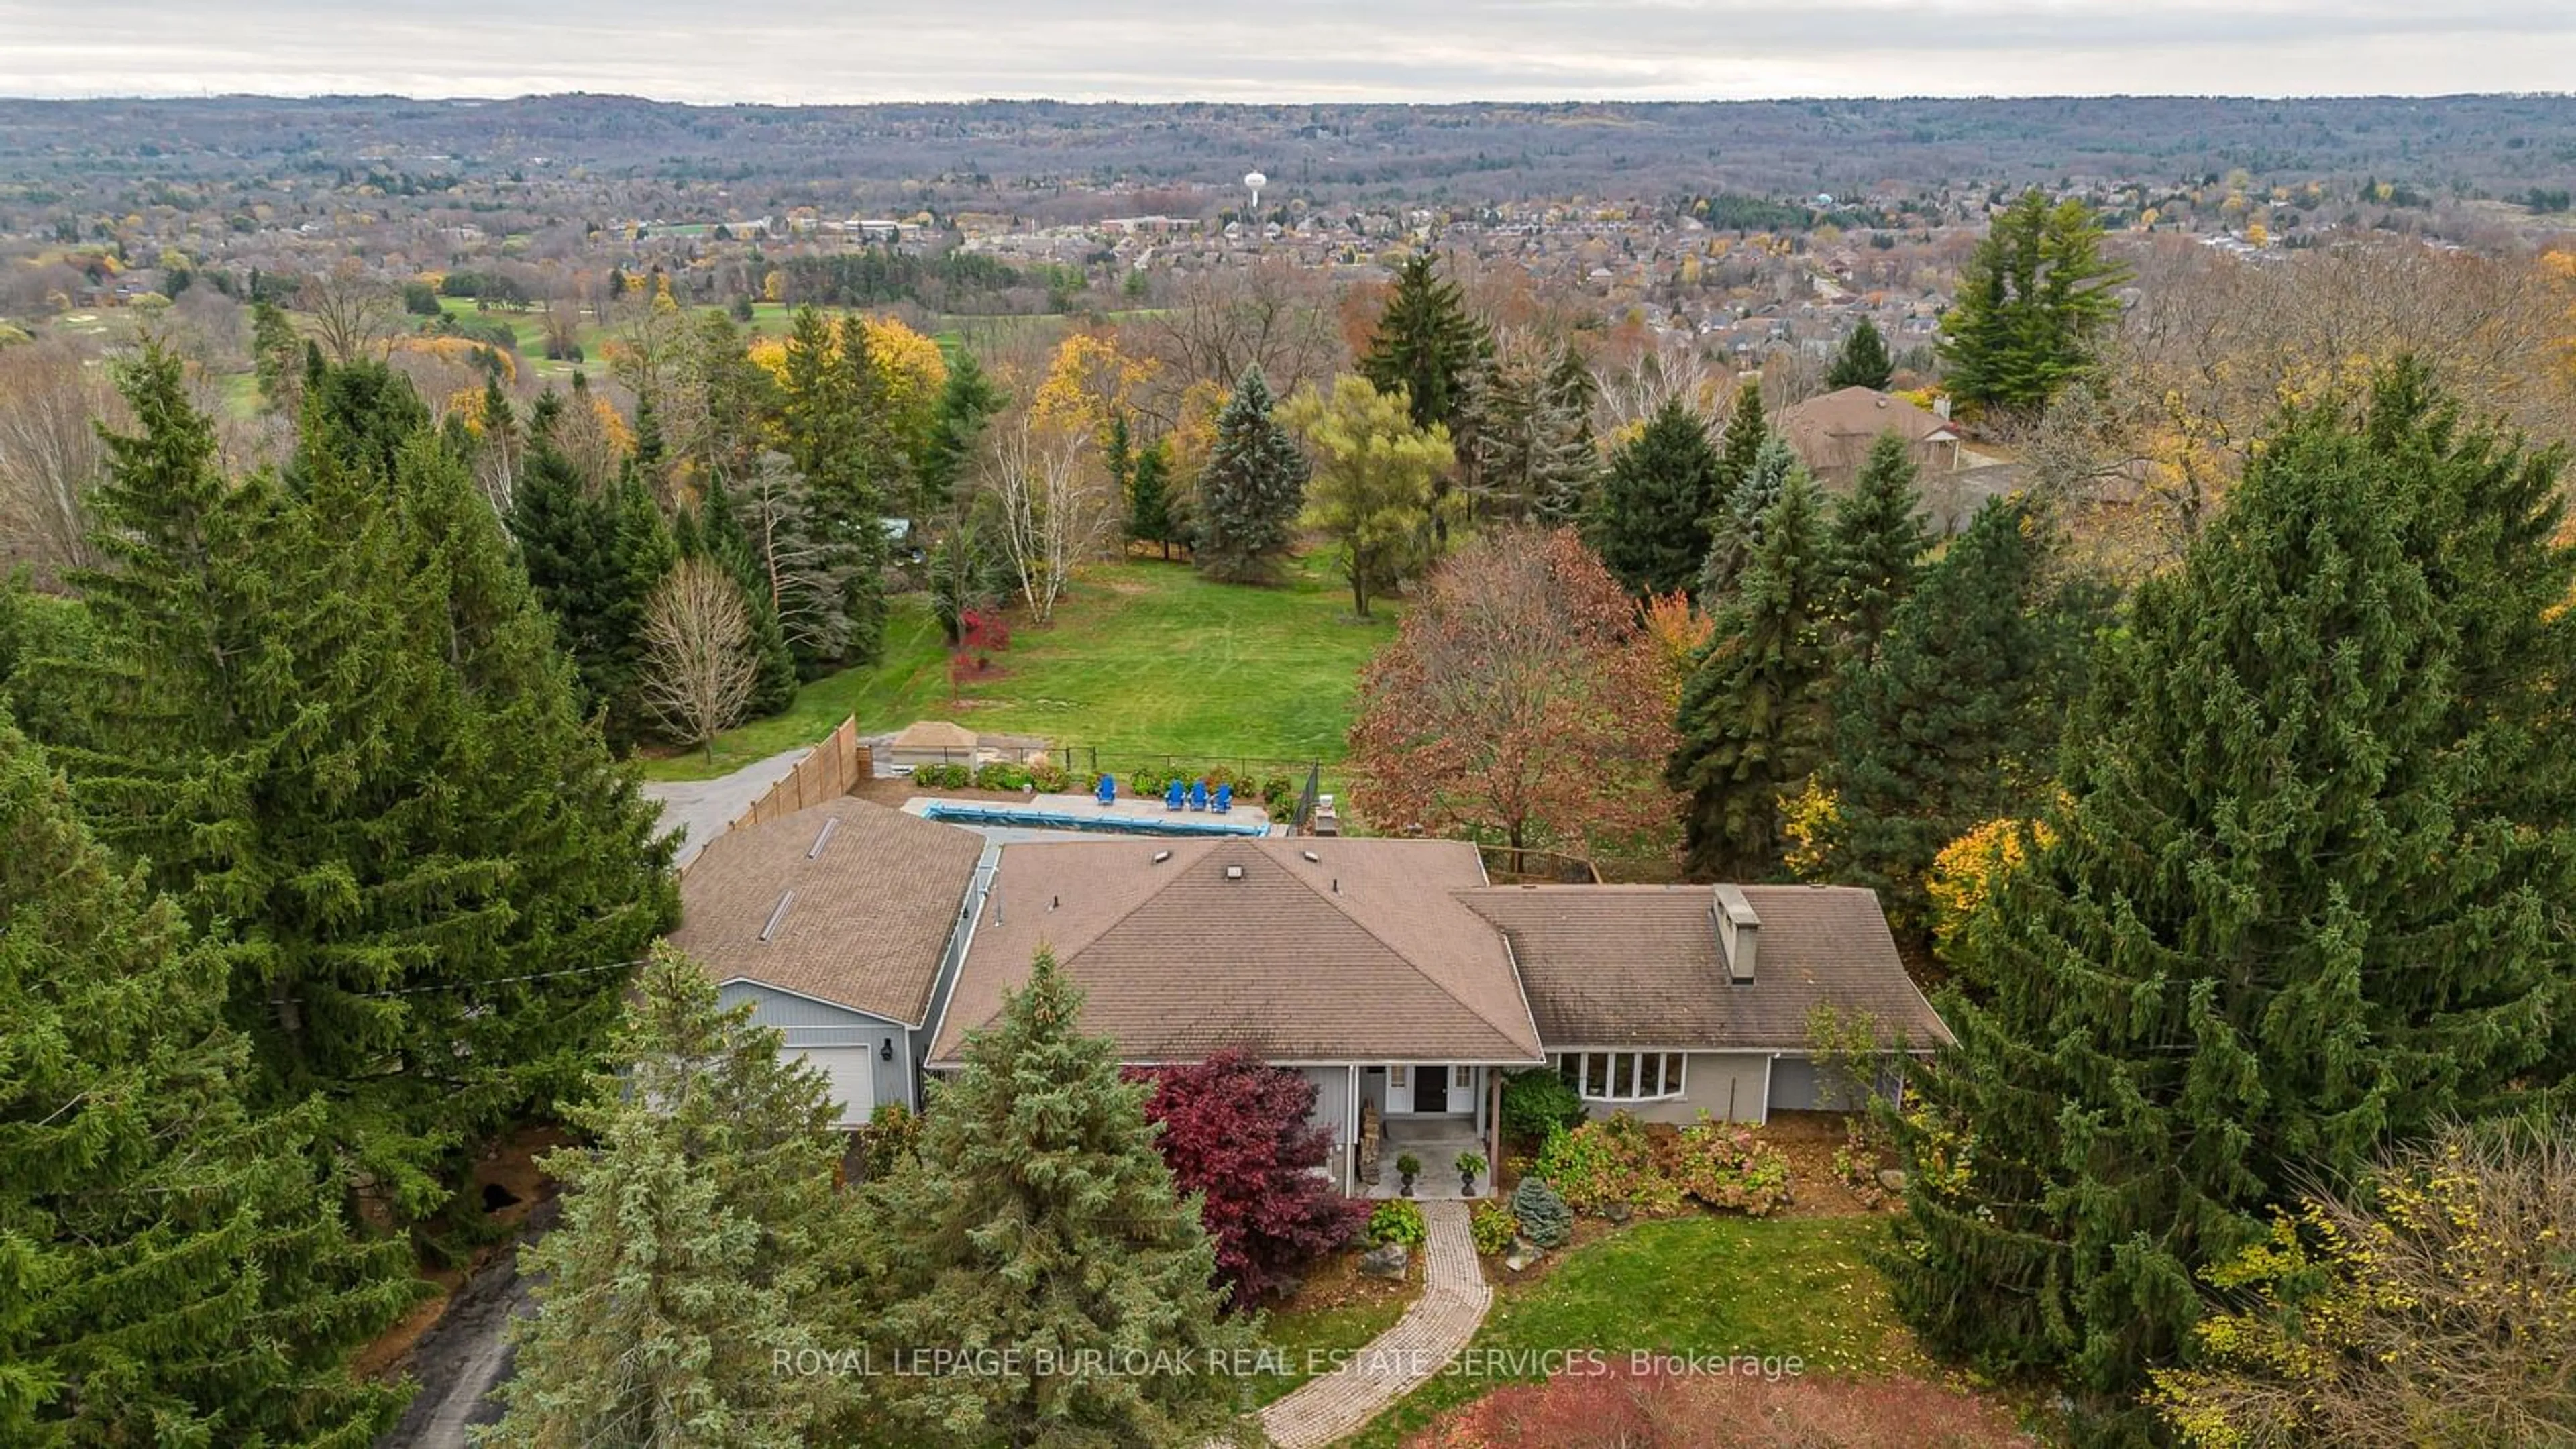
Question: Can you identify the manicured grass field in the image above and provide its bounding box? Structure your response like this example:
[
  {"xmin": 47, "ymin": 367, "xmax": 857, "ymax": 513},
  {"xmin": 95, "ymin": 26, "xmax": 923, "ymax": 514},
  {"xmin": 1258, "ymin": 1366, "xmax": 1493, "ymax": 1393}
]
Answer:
[
  {"xmin": 638, "ymin": 552, "xmax": 1398, "ymax": 782},
  {"xmin": 1344, "ymin": 1215, "xmax": 1923, "ymax": 1446},
  {"xmin": 1246, "ymin": 1293, "xmax": 1416, "ymax": 1409}
]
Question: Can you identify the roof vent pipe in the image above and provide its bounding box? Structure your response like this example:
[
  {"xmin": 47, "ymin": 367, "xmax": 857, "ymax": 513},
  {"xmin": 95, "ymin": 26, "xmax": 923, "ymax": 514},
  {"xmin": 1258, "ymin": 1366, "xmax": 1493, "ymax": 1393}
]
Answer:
[{"xmin": 806, "ymin": 816, "xmax": 839, "ymax": 859}]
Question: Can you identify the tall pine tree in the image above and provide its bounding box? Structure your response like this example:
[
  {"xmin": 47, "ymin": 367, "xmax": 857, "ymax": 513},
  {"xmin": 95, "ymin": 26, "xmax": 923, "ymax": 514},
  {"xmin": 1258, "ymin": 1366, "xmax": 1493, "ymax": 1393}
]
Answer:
[
  {"xmin": 1668, "ymin": 470, "xmax": 1835, "ymax": 880},
  {"xmin": 1586, "ymin": 397, "xmax": 1722, "ymax": 596},
  {"xmin": 1357, "ymin": 252, "xmax": 1491, "ymax": 437},
  {"xmin": 1888, "ymin": 369, "xmax": 2576, "ymax": 1422},
  {"xmin": 1195, "ymin": 366, "xmax": 1308, "ymax": 583},
  {"xmin": 1826, "ymin": 319, "xmax": 1895, "ymax": 391},
  {"xmin": 1938, "ymin": 190, "xmax": 2130, "ymax": 417},
  {"xmin": 492, "ymin": 945, "xmax": 855, "ymax": 1444},
  {"xmin": 1128, "ymin": 435, "xmax": 1178, "ymax": 559},
  {"xmin": 775, "ymin": 308, "xmax": 894, "ymax": 671},
  {"xmin": 1699, "ymin": 436, "xmax": 1800, "ymax": 602},
  {"xmin": 1806, "ymin": 496, "xmax": 2095, "ymax": 943},
  {"xmin": 1827, "ymin": 430, "xmax": 1932, "ymax": 663},
  {"xmin": 0, "ymin": 712, "xmax": 423, "ymax": 1442},
  {"xmin": 38, "ymin": 347, "xmax": 673, "ymax": 1214},
  {"xmin": 861, "ymin": 949, "xmax": 1253, "ymax": 1446}
]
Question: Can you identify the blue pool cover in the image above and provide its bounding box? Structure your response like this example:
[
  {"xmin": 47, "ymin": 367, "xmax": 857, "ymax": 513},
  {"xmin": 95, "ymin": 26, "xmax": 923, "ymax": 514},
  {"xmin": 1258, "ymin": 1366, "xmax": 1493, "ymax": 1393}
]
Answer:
[{"xmin": 920, "ymin": 802, "xmax": 1271, "ymax": 837}]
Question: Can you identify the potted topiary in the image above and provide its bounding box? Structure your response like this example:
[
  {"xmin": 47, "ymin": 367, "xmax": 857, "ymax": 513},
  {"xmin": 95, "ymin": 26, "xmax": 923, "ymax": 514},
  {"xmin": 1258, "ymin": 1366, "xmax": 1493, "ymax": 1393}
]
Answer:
[
  {"xmin": 1456, "ymin": 1150, "xmax": 1487, "ymax": 1196},
  {"xmin": 1395, "ymin": 1152, "xmax": 1422, "ymax": 1196}
]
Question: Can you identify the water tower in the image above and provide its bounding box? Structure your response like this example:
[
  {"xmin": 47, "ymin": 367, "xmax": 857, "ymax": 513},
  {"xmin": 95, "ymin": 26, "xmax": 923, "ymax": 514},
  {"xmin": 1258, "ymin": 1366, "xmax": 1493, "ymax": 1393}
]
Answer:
[{"xmin": 1244, "ymin": 170, "xmax": 1267, "ymax": 217}]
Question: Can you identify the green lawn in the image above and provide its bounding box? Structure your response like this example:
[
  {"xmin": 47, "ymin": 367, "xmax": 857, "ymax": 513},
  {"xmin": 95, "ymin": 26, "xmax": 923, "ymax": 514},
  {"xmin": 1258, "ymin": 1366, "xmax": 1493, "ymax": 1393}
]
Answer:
[
  {"xmin": 1246, "ymin": 1293, "xmax": 1416, "ymax": 1409},
  {"xmin": 1344, "ymin": 1216, "xmax": 1923, "ymax": 1446},
  {"xmin": 638, "ymin": 553, "xmax": 1397, "ymax": 783}
]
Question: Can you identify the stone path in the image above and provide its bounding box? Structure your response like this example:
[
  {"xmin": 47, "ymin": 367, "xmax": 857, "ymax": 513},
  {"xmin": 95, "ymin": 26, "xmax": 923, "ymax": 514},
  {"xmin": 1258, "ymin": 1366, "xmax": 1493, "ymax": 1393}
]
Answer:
[{"xmin": 1257, "ymin": 1200, "xmax": 1493, "ymax": 1449}]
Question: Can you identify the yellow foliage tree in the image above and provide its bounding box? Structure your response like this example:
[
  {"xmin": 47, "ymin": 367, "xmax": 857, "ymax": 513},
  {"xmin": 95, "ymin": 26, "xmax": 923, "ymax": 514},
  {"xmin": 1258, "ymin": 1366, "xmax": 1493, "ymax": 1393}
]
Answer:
[
  {"xmin": 1033, "ymin": 331, "xmax": 1159, "ymax": 450},
  {"xmin": 1925, "ymin": 816, "xmax": 2056, "ymax": 955}
]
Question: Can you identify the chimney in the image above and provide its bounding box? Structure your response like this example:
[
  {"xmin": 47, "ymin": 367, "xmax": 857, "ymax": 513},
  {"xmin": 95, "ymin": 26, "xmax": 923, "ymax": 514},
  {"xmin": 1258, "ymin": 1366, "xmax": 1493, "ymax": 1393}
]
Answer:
[{"xmin": 1713, "ymin": 885, "xmax": 1759, "ymax": 985}]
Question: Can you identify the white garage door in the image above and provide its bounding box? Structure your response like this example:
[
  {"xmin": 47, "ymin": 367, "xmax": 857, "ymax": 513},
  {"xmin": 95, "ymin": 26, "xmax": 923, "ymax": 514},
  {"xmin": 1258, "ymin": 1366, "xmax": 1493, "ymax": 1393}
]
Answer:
[{"xmin": 799, "ymin": 1047, "xmax": 877, "ymax": 1128}]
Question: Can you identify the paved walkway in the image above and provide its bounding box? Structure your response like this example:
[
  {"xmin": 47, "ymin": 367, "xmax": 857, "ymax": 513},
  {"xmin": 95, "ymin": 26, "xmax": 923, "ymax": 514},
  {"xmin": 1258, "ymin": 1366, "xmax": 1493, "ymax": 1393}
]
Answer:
[{"xmin": 1257, "ymin": 1200, "xmax": 1492, "ymax": 1449}]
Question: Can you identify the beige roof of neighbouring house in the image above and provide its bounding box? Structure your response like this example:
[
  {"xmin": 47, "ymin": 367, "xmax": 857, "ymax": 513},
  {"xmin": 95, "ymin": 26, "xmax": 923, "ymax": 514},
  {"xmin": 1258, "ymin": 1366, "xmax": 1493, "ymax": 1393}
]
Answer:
[
  {"xmin": 892, "ymin": 719, "xmax": 980, "ymax": 751},
  {"xmin": 671, "ymin": 798, "xmax": 984, "ymax": 1027},
  {"xmin": 928, "ymin": 837, "xmax": 1546, "ymax": 1067},
  {"xmin": 1458, "ymin": 883, "xmax": 1953, "ymax": 1052},
  {"xmin": 1776, "ymin": 385, "xmax": 1962, "ymax": 447}
]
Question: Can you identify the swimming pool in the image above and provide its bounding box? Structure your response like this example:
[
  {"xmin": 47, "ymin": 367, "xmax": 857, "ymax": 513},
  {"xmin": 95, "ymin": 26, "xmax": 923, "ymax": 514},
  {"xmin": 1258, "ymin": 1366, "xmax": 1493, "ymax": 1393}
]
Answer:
[{"xmin": 918, "ymin": 801, "xmax": 1273, "ymax": 837}]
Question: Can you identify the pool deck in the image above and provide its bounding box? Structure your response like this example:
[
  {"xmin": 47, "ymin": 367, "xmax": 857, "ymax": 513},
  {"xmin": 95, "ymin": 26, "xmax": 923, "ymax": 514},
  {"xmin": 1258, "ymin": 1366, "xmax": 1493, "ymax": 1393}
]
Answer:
[{"xmin": 900, "ymin": 790, "xmax": 1276, "ymax": 840}]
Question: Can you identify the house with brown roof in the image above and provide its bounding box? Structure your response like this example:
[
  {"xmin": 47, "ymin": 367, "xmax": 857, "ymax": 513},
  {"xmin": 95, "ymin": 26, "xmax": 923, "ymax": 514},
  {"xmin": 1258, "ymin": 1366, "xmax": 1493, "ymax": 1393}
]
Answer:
[
  {"xmin": 1774, "ymin": 385, "xmax": 1964, "ymax": 492},
  {"xmin": 669, "ymin": 797, "xmax": 990, "ymax": 1127},
  {"xmin": 672, "ymin": 802, "xmax": 1949, "ymax": 1196}
]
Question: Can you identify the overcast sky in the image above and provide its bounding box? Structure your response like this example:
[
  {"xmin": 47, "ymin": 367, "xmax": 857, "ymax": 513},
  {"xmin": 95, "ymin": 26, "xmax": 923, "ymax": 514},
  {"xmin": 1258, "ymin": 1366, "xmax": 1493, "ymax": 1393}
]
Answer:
[{"xmin": 4, "ymin": 0, "xmax": 2574, "ymax": 102}]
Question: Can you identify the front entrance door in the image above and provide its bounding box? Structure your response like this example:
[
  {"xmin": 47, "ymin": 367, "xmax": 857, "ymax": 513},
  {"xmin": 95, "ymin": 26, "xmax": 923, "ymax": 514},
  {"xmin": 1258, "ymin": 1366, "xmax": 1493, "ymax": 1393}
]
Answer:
[{"xmin": 1414, "ymin": 1064, "xmax": 1449, "ymax": 1114}]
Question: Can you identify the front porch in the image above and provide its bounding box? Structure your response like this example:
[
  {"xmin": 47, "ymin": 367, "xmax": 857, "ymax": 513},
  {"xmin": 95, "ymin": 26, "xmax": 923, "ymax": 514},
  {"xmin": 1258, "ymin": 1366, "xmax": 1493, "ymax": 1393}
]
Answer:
[{"xmin": 1361, "ymin": 1118, "xmax": 1492, "ymax": 1200}]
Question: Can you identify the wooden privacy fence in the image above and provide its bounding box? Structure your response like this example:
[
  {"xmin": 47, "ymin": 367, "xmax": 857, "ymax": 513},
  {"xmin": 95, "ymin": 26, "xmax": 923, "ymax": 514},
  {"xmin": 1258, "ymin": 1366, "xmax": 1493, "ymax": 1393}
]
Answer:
[{"xmin": 733, "ymin": 717, "xmax": 873, "ymax": 833}]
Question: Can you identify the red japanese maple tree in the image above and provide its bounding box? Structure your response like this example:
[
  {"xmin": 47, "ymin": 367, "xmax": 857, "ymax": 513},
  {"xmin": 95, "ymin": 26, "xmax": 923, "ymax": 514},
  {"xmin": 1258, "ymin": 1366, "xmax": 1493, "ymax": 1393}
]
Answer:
[{"xmin": 1132, "ymin": 1049, "xmax": 1366, "ymax": 1307}]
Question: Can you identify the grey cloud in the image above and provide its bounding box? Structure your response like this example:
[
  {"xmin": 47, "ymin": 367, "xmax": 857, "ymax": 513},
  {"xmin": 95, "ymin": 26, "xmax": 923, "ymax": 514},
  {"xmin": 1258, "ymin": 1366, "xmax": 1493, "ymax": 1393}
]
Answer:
[{"xmin": 3, "ymin": 0, "xmax": 2574, "ymax": 99}]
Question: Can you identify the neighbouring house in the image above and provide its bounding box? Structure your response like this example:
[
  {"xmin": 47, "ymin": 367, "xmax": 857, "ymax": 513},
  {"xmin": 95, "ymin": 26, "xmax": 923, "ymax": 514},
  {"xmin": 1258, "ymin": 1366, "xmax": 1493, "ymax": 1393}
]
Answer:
[
  {"xmin": 671, "ymin": 802, "xmax": 1949, "ymax": 1196},
  {"xmin": 1774, "ymin": 385, "xmax": 1964, "ymax": 491},
  {"xmin": 668, "ymin": 798, "xmax": 990, "ymax": 1126}
]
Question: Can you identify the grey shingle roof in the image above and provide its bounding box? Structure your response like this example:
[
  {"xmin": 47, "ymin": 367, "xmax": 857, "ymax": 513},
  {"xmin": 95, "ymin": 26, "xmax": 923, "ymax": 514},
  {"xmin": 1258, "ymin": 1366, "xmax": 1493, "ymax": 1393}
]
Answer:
[
  {"xmin": 671, "ymin": 798, "xmax": 984, "ymax": 1027},
  {"xmin": 928, "ymin": 837, "xmax": 1546, "ymax": 1067},
  {"xmin": 1459, "ymin": 883, "xmax": 1953, "ymax": 1051}
]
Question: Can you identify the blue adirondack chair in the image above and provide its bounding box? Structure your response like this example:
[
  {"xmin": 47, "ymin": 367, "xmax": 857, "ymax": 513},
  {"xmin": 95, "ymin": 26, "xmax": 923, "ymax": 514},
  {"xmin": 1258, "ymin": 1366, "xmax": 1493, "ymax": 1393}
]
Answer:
[
  {"xmin": 1189, "ymin": 779, "xmax": 1210, "ymax": 812},
  {"xmin": 1213, "ymin": 782, "xmax": 1233, "ymax": 814},
  {"xmin": 1164, "ymin": 779, "xmax": 1187, "ymax": 810},
  {"xmin": 1095, "ymin": 774, "xmax": 1116, "ymax": 806}
]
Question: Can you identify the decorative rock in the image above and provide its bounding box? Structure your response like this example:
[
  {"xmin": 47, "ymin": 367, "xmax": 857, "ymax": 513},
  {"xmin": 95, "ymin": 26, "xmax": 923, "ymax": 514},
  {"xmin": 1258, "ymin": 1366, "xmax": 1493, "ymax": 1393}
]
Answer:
[
  {"xmin": 1504, "ymin": 1238, "xmax": 1544, "ymax": 1273},
  {"xmin": 1603, "ymin": 1201, "xmax": 1633, "ymax": 1224},
  {"xmin": 1358, "ymin": 1242, "xmax": 1409, "ymax": 1280},
  {"xmin": 1876, "ymin": 1169, "xmax": 1908, "ymax": 1193}
]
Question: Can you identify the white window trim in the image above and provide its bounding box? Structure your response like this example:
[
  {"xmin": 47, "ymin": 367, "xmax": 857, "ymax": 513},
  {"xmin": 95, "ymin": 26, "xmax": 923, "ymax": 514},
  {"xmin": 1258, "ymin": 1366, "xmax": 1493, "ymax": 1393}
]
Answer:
[{"xmin": 1549, "ymin": 1050, "xmax": 1687, "ymax": 1104}]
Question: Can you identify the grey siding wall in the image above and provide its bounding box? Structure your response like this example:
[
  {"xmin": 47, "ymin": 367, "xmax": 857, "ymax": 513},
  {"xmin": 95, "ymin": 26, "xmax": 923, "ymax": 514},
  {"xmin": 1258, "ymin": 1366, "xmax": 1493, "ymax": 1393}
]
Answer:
[
  {"xmin": 719, "ymin": 981, "xmax": 911, "ymax": 1116},
  {"xmin": 908, "ymin": 844, "xmax": 1000, "ymax": 1110},
  {"xmin": 1587, "ymin": 1052, "xmax": 1773, "ymax": 1126}
]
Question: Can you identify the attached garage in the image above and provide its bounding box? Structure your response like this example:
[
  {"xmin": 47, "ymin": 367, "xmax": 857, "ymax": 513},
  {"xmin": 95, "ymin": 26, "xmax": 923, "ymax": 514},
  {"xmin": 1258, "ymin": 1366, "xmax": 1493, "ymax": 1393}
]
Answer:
[{"xmin": 795, "ymin": 1046, "xmax": 880, "ymax": 1128}]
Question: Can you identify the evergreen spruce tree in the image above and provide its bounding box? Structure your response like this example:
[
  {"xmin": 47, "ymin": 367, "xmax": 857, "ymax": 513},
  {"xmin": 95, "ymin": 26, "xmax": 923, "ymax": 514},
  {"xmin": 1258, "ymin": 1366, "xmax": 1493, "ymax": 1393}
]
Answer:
[
  {"xmin": 915, "ymin": 348, "xmax": 1006, "ymax": 521},
  {"xmin": 1128, "ymin": 435, "xmax": 1177, "ymax": 559},
  {"xmin": 863, "ymin": 949, "xmax": 1254, "ymax": 1446},
  {"xmin": 1357, "ymin": 252, "xmax": 1492, "ymax": 437},
  {"xmin": 492, "ymin": 945, "xmax": 854, "ymax": 1444},
  {"xmin": 292, "ymin": 352, "xmax": 432, "ymax": 490},
  {"xmin": 1887, "ymin": 370, "xmax": 2576, "ymax": 1421},
  {"xmin": 1826, "ymin": 319, "xmax": 1895, "ymax": 391},
  {"xmin": 775, "ymin": 309, "xmax": 894, "ymax": 669},
  {"xmin": 0, "ymin": 713, "xmax": 422, "ymax": 1442},
  {"xmin": 690, "ymin": 471, "xmax": 800, "ymax": 717},
  {"xmin": 1586, "ymin": 397, "xmax": 1722, "ymax": 596},
  {"xmin": 1809, "ymin": 497, "xmax": 2094, "ymax": 942},
  {"xmin": 1195, "ymin": 366, "xmax": 1309, "ymax": 583},
  {"xmin": 1699, "ymin": 436, "xmax": 1800, "ymax": 602},
  {"xmin": 250, "ymin": 297, "xmax": 303, "ymax": 415},
  {"xmin": 1938, "ymin": 190, "xmax": 2130, "ymax": 417},
  {"xmin": 1711, "ymin": 376, "xmax": 1769, "ymax": 505},
  {"xmin": 1669, "ymin": 471, "xmax": 1835, "ymax": 880},
  {"xmin": 38, "ymin": 347, "xmax": 673, "ymax": 1214},
  {"xmin": 1827, "ymin": 431, "xmax": 1932, "ymax": 663},
  {"xmin": 1477, "ymin": 347, "xmax": 1600, "ymax": 525}
]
